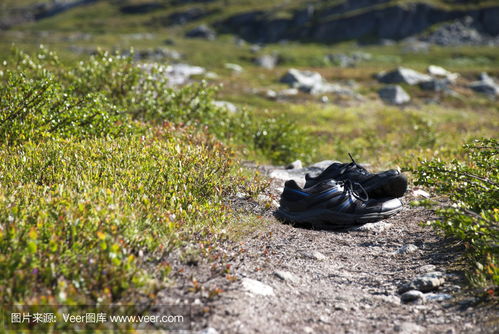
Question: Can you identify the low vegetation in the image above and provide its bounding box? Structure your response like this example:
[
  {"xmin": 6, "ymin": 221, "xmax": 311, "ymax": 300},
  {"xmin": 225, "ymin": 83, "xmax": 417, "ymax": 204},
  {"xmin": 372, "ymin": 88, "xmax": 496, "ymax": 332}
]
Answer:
[
  {"xmin": 413, "ymin": 138, "xmax": 498, "ymax": 290},
  {"xmin": 0, "ymin": 47, "xmax": 280, "ymax": 307}
]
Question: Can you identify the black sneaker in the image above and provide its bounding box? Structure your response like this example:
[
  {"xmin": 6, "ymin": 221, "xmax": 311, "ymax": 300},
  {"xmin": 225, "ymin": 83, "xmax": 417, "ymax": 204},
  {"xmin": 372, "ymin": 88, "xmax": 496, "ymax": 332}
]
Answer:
[
  {"xmin": 304, "ymin": 154, "xmax": 407, "ymax": 198},
  {"xmin": 275, "ymin": 179, "xmax": 402, "ymax": 227}
]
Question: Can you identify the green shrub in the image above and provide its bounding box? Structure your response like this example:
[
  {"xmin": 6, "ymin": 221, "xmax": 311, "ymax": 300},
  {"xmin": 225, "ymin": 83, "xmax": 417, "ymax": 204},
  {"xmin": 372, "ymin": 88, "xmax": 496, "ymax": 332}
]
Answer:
[
  {"xmin": 0, "ymin": 126, "xmax": 265, "ymax": 305},
  {"xmin": 1, "ymin": 46, "xmax": 311, "ymax": 163},
  {"xmin": 0, "ymin": 48, "xmax": 124, "ymax": 144},
  {"xmin": 413, "ymin": 138, "xmax": 498, "ymax": 288}
]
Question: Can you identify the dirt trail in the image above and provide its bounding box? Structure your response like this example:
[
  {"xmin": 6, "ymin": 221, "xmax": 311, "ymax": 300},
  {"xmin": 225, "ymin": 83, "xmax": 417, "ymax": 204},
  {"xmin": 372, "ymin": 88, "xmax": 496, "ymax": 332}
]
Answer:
[
  {"xmin": 163, "ymin": 163, "xmax": 498, "ymax": 334},
  {"xmin": 206, "ymin": 204, "xmax": 496, "ymax": 334}
]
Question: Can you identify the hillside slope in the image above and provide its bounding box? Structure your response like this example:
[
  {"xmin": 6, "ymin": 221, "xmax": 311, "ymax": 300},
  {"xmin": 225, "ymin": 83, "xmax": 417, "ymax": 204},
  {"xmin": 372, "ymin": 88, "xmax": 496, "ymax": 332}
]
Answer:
[{"xmin": 1, "ymin": 0, "xmax": 498, "ymax": 44}]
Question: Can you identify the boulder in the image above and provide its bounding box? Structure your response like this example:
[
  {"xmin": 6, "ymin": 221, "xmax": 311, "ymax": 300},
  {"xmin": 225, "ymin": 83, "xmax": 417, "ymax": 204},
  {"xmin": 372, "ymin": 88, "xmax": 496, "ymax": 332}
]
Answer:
[
  {"xmin": 469, "ymin": 72, "xmax": 499, "ymax": 97},
  {"xmin": 280, "ymin": 69, "xmax": 353, "ymax": 95},
  {"xmin": 400, "ymin": 290, "xmax": 424, "ymax": 303},
  {"xmin": 377, "ymin": 67, "xmax": 431, "ymax": 85},
  {"xmin": 378, "ymin": 85, "xmax": 410, "ymax": 105},
  {"xmin": 427, "ymin": 65, "xmax": 458, "ymax": 82},
  {"xmin": 399, "ymin": 271, "xmax": 445, "ymax": 293},
  {"xmin": 281, "ymin": 68, "xmax": 323, "ymax": 89},
  {"xmin": 185, "ymin": 25, "xmax": 216, "ymax": 40},
  {"xmin": 419, "ymin": 78, "xmax": 451, "ymax": 92}
]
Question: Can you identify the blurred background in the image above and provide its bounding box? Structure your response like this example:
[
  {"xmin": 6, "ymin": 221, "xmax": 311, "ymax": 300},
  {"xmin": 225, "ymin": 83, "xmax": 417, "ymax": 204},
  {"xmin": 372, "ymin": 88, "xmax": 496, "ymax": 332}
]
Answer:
[{"xmin": 1, "ymin": 0, "xmax": 498, "ymax": 166}]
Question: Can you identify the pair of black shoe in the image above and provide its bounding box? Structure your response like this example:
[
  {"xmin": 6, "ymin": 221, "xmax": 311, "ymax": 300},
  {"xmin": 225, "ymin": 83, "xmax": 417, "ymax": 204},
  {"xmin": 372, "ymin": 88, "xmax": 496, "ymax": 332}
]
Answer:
[{"xmin": 275, "ymin": 155, "xmax": 407, "ymax": 227}]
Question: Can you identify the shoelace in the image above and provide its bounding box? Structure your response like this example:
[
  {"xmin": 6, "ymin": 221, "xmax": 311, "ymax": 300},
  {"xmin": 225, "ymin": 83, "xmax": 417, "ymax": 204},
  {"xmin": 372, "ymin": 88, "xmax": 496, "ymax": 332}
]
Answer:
[
  {"xmin": 338, "ymin": 153, "xmax": 369, "ymax": 176},
  {"xmin": 343, "ymin": 179, "xmax": 369, "ymax": 202}
]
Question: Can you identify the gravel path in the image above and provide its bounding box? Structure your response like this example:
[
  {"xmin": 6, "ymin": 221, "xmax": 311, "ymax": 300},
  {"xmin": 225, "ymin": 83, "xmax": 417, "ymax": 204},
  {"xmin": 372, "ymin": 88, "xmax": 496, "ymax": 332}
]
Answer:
[{"xmin": 161, "ymin": 163, "xmax": 498, "ymax": 334}]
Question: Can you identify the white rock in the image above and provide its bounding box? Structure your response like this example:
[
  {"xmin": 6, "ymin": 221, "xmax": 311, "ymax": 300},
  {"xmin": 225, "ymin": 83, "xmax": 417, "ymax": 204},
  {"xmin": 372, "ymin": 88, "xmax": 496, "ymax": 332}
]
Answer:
[
  {"xmin": 417, "ymin": 264, "xmax": 437, "ymax": 273},
  {"xmin": 225, "ymin": 63, "xmax": 243, "ymax": 72},
  {"xmin": 212, "ymin": 100, "xmax": 238, "ymax": 113},
  {"xmin": 413, "ymin": 189, "xmax": 430, "ymax": 198},
  {"xmin": 279, "ymin": 88, "xmax": 299, "ymax": 96},
  {"xmin": 274, "ymin": 270, "xmax": 299, "ymax": 283},
  {"xmin": 286, "ymin": 160, "xmax": 303, "ymax": 170},
  {"xmin": 425, "ymin": 293, "xmax": 453, "ymax": 302},
  {"xmin": 241, "ymin": 278, "xmax": 275, "ymax": 296},
  {"xmin": 198, "ymin": 327, "xmax": 219, "ymax": 334},
  {"xmin": 303, "ymin": 326, "xmax": 314, "ymax": 334},
  {"xmin": 427, "ymin": 65, "xmax": 459, "ymax": 81},
  {"xmin": 281, "ymin": 68, "xmax": 323, "ymax": 89},
  {"xmin": 301, "ymin": 250, "xmax": 326, "ymax": 261},
  {"xmin": 400, "ymin": 271, "xmax": 445, "ymax": 293},
  {"xmin": 350, "ymin": 221, "xmax": 393, "ymax": 233},
  {"xmin": 379, "ymin": 85, "xmax": 410, "ymax": 105},
  {"xmin": 396, "ymin": 244, "xmax": 419, "ymax": 254},
  {"xmin": 266, "ymin": 89, "xmax": 277, "ymax": 99},
  {"xmin": 378, "ymin": 67, "xmax": 432, "ymax": 85}
]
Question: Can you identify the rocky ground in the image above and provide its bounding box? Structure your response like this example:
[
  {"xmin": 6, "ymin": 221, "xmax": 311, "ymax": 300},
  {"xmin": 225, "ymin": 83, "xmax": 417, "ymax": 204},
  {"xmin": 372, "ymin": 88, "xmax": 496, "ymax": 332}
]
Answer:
[{"xmin": 158, "ymin": 162, "xmax": 498, "ymax": 334}]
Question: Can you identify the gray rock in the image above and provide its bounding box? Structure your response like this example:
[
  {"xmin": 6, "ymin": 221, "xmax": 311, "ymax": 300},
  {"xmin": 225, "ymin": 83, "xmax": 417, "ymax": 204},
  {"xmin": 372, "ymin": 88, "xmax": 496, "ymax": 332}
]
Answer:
[
  {"xmin": 425, "ymin": 293, "xmax": 453, "ymax": 302},
  {"xmin": 185, "ymin": 25, "xmax": 216, "ymax": 40},
  {"xmin": 469, "ymin": 73, "xmax": 498, "ymax": 97},
  {"xmin": 307, "ymin": 83, "xmax": 354, "ymax": 96},
  {"xmin": 413, "ymin": 189, "xmax": 431, "ymax": 198},
  {"xmin": 349, "ymin": 221, "xmax": 393, "ymax": 233},
  {"xmin": 250, "ymin": 44, "xmax": 262, "ymax": 53},
  {"xmin": 308, "ymin": 160, "xmax": 337, "ymax": 170},
  {"xmin": 281, "ymin": 68, "xmax": 323, "ymax": 90},
  {"xmin": 255, "ymin": 54, "xmax": 279, "ymax": 69},
  {"xmin": 267, "ymin": 160, "xmax": 336, "ymax": 187},
  {"xmin": 396, "ymin": 244, "xmax": 419, "ymax": 254},
  {"xmin": 165, "ymin": 63, "xmax": 206, "ymax": 86},
  {"xmin": 417, "ymin": 264, "xmax": 437, "ymax": 273},
  {"xmin": 241, "ymin": 278, "xmax": 275, "ymax": 296},
  {"xmin": 326, "ymin": 52, "xmax": 371, "ymax": 68},
  {"xmin": 301, "ymin": 250, "xmax": 326, "ymax": 261},
  {"xmin": 139, "ymin": 63, "xmax": 206, "ymax": 87},
  {"xmin": 420, "ymin": 79, "xmax": 451, "ymax": 92},
  {"xmin": 427, "ymin": 65, "xmax": 458, "ymax": 82},
  {"xmin": 399, "ymin": 271, "xmax": 445, "ymax": 293},
  {"xmin": 225, "ymin": 63, "xmax": 243, "ymax": 73},
  {"xmin": 265, "ymin": 90, "xmax": 277, "ymax": 99},
  {"xmin": 378, "ymin": 85, "xmax": 410, "ymax": 105},
  {"xmin": 401, "ymin": 290, "xmax": 424, "ymax": 303},
  {"xmin": 280, "ymin": 69, "xmax": 354, "ymax": 96},
  {"xmin": 212, "ymin": 101, "xmax": 238, "ymax": 113},
  {"xmin": 422, "ymin": 16, "xmax": 499, "ymax": 47},
  {"xmin": 198, "ymin": 328, "xmax": 219, "ymax": 334},
  {"xmin": 279, "ymin": 88, "xmax": 299, "ymax": 96},
  {"xmin": 274, "ymin": 270, "xmax": 299, "ymax": 283},
  {"xmin": 286, "ymin": 160, "xmax": 303, "ymax": 170},
  {"xmin": 377, "ymin": 67, "xmax": 432, "ymax": 85}
]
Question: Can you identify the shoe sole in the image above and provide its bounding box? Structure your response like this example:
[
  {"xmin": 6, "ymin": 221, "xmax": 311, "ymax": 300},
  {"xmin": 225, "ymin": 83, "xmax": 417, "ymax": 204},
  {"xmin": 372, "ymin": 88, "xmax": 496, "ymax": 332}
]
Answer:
[
  {"xmin": 274, "ymin": 206, "xmax": 403, "ymax": 227},
  {"xmin": 364, "ymin": 173, "xmax": 408, "ymax": 199}
]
